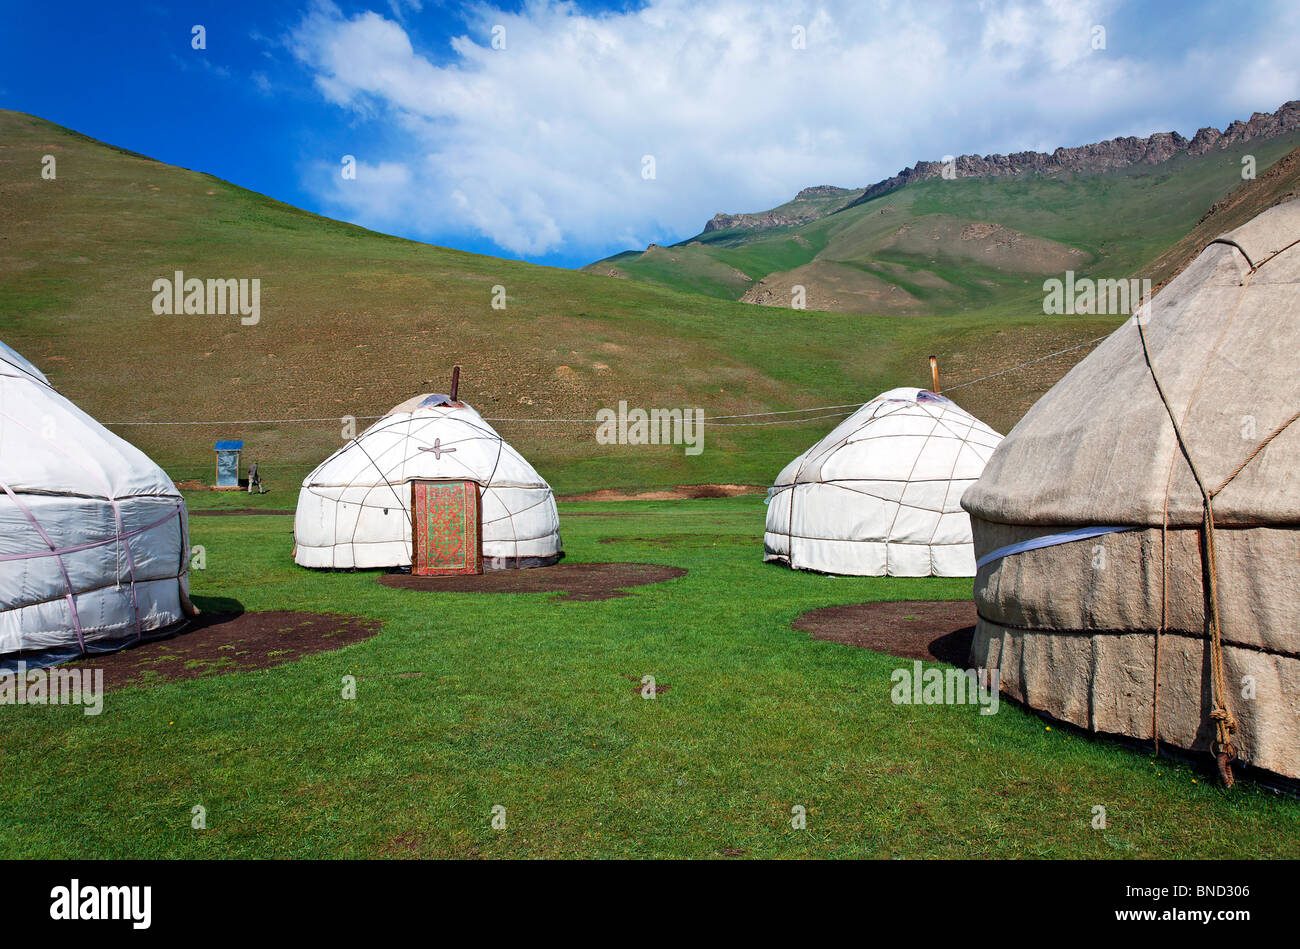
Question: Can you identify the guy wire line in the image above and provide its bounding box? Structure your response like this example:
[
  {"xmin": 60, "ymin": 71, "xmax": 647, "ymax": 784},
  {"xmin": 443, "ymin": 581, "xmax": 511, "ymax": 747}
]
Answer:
[{"xmin": 98, "ymin": 335, "xmax": 1110, "ymax": 428}]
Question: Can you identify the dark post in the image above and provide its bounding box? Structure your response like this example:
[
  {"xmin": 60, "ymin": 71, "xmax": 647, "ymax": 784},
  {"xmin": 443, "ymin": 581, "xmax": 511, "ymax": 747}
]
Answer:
[{"xmin": 450, "ymin": 364, "xmax": 461, "ymax": 402}]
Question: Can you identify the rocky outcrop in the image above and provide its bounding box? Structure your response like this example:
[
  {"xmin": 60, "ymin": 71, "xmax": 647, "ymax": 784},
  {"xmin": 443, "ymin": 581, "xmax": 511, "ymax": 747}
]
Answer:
[
  {"xmin": 844, "ymin": 101, "xmax": 1300, "ymax": 210},
  {"xmin": 795, "ymin": 185, "xmax": 856, "ymax": 198},
  {"xmin": 702, "ymin": 101, "xmax": 1300, "ymax": 230},
  {"xmin": 704, "ymin": 185, "xmax": 863, "ymax": 232},
  {"xmin": 705, "ymin": 210, "xmax": 801, "ymax": 231}
]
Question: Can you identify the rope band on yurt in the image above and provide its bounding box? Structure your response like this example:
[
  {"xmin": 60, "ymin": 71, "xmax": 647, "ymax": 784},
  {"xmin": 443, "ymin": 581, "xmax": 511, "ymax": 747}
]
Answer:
[
  {"xmin": 1215, "ymin": 409, "xmax": 1300, "ymax": 491},
  {"xmin": 0, "ymin": 480, "xmax": 86, "ymax": 655},
  {"xmin": 1153, "ymin": 457, "xmax": 1174, "ymax": 757},
  {"xmin": 1208, "ymin": 235, "xmax": 1300, "ymax": 272},
  {"xmin": 0, "ymin": 407, "xmax": 151, "ymax": 641},
  {"xmin": 0, "ymin": 505, "xmax": 182, "ymax": 563},
  {"xmin": 1137, "ymin": 299, "xmax": 1237, "ymax": 769},
  {"xmin": 0, "ymin": 357, "xmax": 53, "ymax": 388},
  {"xmin": 1139, "ymin": 245, "xmax": 1300, "ymax": 777},
  {"xmin": 1134, "ymin": 260, "xmax": 1300, "ymax": 777}
]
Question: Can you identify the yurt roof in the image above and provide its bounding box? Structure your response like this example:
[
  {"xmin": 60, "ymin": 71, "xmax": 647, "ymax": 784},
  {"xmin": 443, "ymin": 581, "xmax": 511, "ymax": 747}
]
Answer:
[
  {"xmin": 386, "ymin": 392, "xmax": 465, "ymax": 415},
  {"xmin": 0, "ymin": 339, "xmax": 50, "ymax": 386},
  {"xmin": 303, "ymin": 396, "xmax": 550, "ymax": 491},
  {"xmin": 963, "ymin": 198, "xmax": 1300, "ymax": 529},
  {"xmin": 774, "ymin": 386, "xmax": 1002, "ymax": 487},
  {"xmin": 0, "ymin": 340, "xmax": 178, "ymax": 500}
]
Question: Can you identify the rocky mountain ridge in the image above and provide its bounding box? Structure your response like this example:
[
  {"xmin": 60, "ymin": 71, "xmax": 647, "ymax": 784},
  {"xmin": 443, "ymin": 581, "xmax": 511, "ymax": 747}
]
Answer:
[
  {"xmin": 703, "ymin": 185, "xmax": 862, "ymax": 232},
  {"xmin": 704, "ymin": 101, "xmax": 1300, "ymax": 232}
]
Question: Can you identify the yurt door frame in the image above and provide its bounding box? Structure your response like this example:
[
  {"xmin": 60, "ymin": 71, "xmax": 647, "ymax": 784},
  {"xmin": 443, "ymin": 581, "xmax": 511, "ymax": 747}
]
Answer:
[{"xmin": 411, "ymin": 480, "xmax": 483, "ymax": 575}]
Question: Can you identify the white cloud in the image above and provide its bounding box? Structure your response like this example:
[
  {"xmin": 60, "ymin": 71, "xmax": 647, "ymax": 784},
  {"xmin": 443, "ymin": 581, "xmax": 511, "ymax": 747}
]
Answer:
[{"xmin": 289, "ymin": 0, "xmax": 1300, "ymax": 260}]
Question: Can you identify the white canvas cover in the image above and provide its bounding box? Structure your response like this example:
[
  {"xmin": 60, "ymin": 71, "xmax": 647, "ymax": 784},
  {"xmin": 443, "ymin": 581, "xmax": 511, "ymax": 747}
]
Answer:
[
  {"xmin": 0, "ymin": 340, "xmax": 191, "ymax": 670},
  {"xmin": 764, "ymin": 387, "xmax": 1002, "ymax": 576},
  {"xmin": 294, "ymin": 395, "xmax": 562, "ymax": 569}
]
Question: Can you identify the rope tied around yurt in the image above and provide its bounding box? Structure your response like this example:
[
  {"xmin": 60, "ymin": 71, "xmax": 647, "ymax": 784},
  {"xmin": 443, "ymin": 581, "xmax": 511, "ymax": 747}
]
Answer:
[
  {"xmin": 1138, "ymin": 317, "xmax": 1236, "ymax": 782},
  {"xmin": 1136, "ymin": 263, "xmax": 1300, "ymax": 786},
  {"xmin": 1214, "ymin": 409, "xmax": 1300, "ymax": 491}
]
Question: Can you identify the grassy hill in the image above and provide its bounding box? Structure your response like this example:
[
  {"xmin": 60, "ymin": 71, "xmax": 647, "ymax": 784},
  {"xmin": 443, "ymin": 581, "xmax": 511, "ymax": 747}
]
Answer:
[
  {"xmin": 588, "ymin": 133, "xmax": 1300, "ymax": 316},
  {"xmin": 1147, "ymin": 142, "xmax": 1300, "ymax": 290},
  {"xmin": 7, "ymin": 109, "xmax": 1290, "ymax": 496},
  {"xmin": 0, "ymin": 109, "xmax": 1132, "ymax": 494}
]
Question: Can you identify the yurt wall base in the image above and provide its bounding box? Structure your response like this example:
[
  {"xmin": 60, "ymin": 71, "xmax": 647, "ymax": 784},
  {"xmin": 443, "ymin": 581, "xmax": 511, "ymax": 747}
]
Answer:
[
  {"xmin": 973, "ymin": 619, "xmax": 1300, "ymax": 780},
  {"xmin": 763, "ymin": 533, "xmax": 976, "ymax": 577},
  {"xmin": 484, "ymin": 554, "xmax": 564, "ymax": 570},
  {"xmin": 1, "ymin": 494, "xmax": 190, "ymax": 671},
  {"xmin": 970, "ymin": 518, "xmax": 1300, "ymax": 779},
  {"xmin": 1, "ymin": 572, "xmax": 190, "ymax": 673}
]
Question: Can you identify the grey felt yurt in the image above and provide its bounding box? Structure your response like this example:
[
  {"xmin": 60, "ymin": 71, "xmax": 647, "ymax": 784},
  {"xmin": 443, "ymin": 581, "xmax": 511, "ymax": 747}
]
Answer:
[{"xmin": 962, "ymin": 199, "xmax": 1300, "ymax": 783}]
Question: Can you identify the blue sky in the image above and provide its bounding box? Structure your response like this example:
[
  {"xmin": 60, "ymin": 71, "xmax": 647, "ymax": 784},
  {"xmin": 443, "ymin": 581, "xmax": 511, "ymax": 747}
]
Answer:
[{"xmin": 2, "ymin": 1, "xmax": 1297, "ymax": 268}]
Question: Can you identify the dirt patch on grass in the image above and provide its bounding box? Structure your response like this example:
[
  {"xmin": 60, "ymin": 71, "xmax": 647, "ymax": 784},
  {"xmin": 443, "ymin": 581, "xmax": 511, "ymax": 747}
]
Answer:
[
  {"xmin": 377, "ymin": 562, "xmax": 685, "ymax": 601},
  {"xmin": 557, "ymin": 484, "xmax": 760, "ymax": 502},
  {"xmin": 631, "ymin": 682, "xmax": 671, "ymax": 695},
  {"xmin": 793, "ymin": 600, "xmax": 976, "ymax": 665},
  {"xmin": 623, "ymin": 674, "xmax": 671, "ymax": 695},
  {"xmin": 73, "ymin": 610, "xmax": 380, "ymax": 692}
]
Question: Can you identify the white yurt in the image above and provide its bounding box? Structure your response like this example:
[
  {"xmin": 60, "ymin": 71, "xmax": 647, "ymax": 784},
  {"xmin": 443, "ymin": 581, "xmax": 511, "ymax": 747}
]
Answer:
[
  {"xmin": 294, "ymin": 383, "xmax": 562, "ymax": 573},
  {"xmin": 764, "ymin": 387, "xmax": 1002, "ymax": 577},
  {"xmin": 0, "ymin": 340, "xmax": 192, "ymax": 670}
]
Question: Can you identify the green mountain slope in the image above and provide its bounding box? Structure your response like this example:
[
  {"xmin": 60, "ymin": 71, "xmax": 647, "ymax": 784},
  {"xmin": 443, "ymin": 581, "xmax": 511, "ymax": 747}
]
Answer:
[
  {"xmin": 588, "ymin": 116, "xmax": 1300, "ymax": 316},
  {"xmin": 1147, "ymin": 143, "xmax": 1300, "ymax": 290},
  {"xmin": 0, "ymin": 110, "xmax": 1180, "ymax": 493}
]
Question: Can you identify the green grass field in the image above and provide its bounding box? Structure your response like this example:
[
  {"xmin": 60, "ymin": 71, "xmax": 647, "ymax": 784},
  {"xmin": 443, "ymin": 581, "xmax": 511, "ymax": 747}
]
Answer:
[{"xmin": 2, "ymin": 497, "xmax": 1297, "ymax": 859}]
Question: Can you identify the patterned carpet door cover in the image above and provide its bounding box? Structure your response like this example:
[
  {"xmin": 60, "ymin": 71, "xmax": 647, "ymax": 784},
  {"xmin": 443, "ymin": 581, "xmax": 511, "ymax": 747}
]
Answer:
[{"xmin": 412, "ymin": 480, "xmax": 483, "ymax": 575}]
